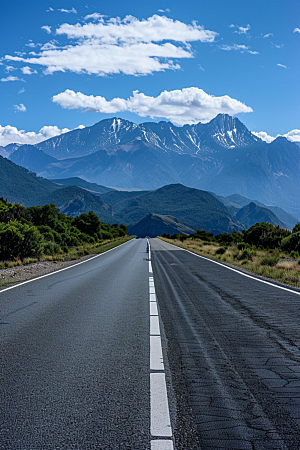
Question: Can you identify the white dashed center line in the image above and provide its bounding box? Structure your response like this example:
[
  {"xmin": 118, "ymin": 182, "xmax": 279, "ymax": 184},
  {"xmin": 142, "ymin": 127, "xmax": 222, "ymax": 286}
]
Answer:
[{"xmin": 148, "ymin": 239, "xmax": 174, "ymax": 449}]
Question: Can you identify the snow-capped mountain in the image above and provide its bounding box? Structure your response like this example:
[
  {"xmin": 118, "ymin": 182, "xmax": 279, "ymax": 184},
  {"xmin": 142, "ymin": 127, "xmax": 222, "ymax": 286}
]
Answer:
[
  {"xmin": 8, "ymin": 114, "xmax": 300, "ymax": 217},
  {"xmin": 33, "ymin": 114, "xmax": 261, "ymax": 159}
]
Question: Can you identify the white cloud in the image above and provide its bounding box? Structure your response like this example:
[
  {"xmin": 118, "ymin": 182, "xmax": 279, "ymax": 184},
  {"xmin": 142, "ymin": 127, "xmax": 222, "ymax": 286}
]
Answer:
[
  {"xmin": 277, "ymin": 63, "xmax": 287, "ymax": 68},
  {"xmin": 5, "ymin": 65, "xmax": 16, "ymax": 72},
  {"xmin": 1, "ymin": 76, "xmax": 25, "ymax": 82},
  {"xmin": 252, "ymin": 130, "xmax": 300, "ymax": 143},
  {"xmin": 84, "ymin": 13, "xmax": 106, "ymax": 21},
  {"xmin": 282, "ymin": 129, "xmax": 300, "ymax": 143},
  {"xmin": 0, "ymin": 124, "xmax": 85, "ymax": 146},
  {"xmin": 220, "ymin": 44, "xmax": 250, "ymax": 52},
  {"xmin": 272, "ymin": 43, "xmax": 284, "ymax": 48},
  {"xmin": 21, "ymin": 66, "xmax": 37, "ymax": 75},
  {"xmin": 293, "ymin": 28, "xmax": 300, "ymax": 33},
  {"xmin": 248, "ymin": 50, "xmax": 259, "ymax": 55},
  {"xmin": 263, "ymin": 33, "xmax": 273, "ymax": 38},
  {"xmin": 235, "ymin": 24, "xmax": 251, "ymax": 35},
  {"xmin": 13, "ymin": 104, "xmax": 27, "ymax": 113},
  {"xmin": 58, "ymin": 7, "xmax": 77, "ymax": 14},
  {"xmin": 230, "ymin": 24, "xmax": 251, "ymax": 35},
  {"xmin": 252, "ymin": 131, "xmax": 275, "ymax": 143},
  {"xmin": 6, "ymin": 15, "xmax": 217, "ymax": 76},
  {"xmin": 18, "ymin": 87, "xmax": 25, "ymax": 94},
  {"xmin": 158, "ymin": 9, "xmax": 171, "ymax": 12},
  {"xmin": 56, "ymin": 14, "xmax": 216, "ymax": 43},
  {"xmin": 52, "ymin": 87, "xmax": 253, "ymax": 126},
  {"xmin": 41, "ymin": 25, "xmax": 52, "ymax": 34},
  {"xmin": 47, "ymin": 7, "xmax": 54, "ymax": 12},
  {"xmin": 25, "ymin": 41, "xmax": 36, "ymax": 48}
]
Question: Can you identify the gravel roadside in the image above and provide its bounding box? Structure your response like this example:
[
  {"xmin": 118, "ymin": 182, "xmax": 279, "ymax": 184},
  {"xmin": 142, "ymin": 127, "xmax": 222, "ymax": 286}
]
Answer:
[{"xmin": 0, "ymin": 255, "xmax": 93, "ymax": 291}]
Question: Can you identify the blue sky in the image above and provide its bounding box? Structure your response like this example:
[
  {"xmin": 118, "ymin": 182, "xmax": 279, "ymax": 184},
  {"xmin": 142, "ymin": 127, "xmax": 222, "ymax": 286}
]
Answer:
[{"xmin": 0, "ymin": 0, "xmax": 299, "ymax": 146}]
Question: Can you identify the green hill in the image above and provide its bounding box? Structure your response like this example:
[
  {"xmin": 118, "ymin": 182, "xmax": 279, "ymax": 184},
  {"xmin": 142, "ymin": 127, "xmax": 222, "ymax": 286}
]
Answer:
[
  {"xmin": 51, "ymin": 177, "xmax": 113, "ymax": 195},
  {"xmin": 42, "ymin": 186, "xmax": 113, "ymax": 223},
  {"xmin": 114, "ymin": 184, "xmax": 240, "ymax": 235},
  {"xmin": 128, "ymin": 213, "xmax": 196, "ymax": 238},
  {"xmin": 236, "ymin": 202, "xmax": 285, "ymax": 229},
  {"xmin": 0, "ymin": 155, "xmax": 57, "ymax": 206}
]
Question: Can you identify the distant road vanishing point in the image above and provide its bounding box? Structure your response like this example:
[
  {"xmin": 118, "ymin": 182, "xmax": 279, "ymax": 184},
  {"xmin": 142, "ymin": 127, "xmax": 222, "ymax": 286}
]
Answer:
[{"xmin": 1, "ymin": 238, "xmax": 300, "ymax": 449}]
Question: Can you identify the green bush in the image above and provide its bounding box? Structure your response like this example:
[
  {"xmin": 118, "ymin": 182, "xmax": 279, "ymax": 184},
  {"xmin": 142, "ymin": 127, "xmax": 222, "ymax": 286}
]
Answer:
[
  {"xmin": 0, "ymin": 222, "xmax": 43, "ymax": 260},
  {"xmin": 281, "ymin": 232, "xmax": 300, "ymax": 253},
  {"xmin": 215, "ymin": 247, "xmax": 226, "ymax": 255},
  {"xmin": 237, "ymin": 242, "xmax": 250, "ymax": 250},
  {"xmin": 237, "ymin": 249, "xmax": 252, "ymax": 261},
  {"xmin": 261, "ymin": 257, "xmax": 279, "ymax": 266}
]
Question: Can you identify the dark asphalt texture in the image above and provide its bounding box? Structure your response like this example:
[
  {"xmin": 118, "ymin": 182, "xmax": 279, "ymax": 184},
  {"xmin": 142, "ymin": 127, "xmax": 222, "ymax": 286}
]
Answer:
[
  {"xmin": 0, "ymin": 239, "xmax": 150, "ymax": 450},
  {"xmin": 151, "ymin": 238, "xmax": 300, "ymax": 450}
]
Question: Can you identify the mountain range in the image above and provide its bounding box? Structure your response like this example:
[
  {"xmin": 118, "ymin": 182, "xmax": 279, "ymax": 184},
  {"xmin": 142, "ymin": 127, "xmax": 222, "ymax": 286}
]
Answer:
[
  {"xmin": 6, "ymin": 114, "xmax": 300, "ymax": 217},
  {"xmin": 1, "ymin": 153, "xmax": 297, "ymax": 237}
]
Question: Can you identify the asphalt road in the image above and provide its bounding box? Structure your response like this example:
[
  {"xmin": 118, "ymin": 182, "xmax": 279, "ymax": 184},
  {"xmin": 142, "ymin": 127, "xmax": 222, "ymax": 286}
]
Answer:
[
  {"xmin": 0, "ymin": 239, "xmax": 152, "ymax": 450},
  {"xmin": 150, "ymin": 238, "xmax": 300, "ymax": 450},
  {"xmin": 1, "ymin": 237, "xmax": 300, "ymax": 450}
]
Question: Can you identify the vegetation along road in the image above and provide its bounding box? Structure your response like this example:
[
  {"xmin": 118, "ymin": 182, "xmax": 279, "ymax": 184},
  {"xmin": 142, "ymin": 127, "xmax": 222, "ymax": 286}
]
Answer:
[{"xmin": 1, "ymin": 237, "xmax": 300, "ymax": 449}]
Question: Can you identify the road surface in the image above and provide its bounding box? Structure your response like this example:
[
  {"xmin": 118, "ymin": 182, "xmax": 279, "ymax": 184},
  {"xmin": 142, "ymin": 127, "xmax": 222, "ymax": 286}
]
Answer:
[
  {"xmin": 151, "ymin": 238, "xmax": 300, "ymax": 450},
  {"xmin": 1, "ymin": 237, "xmax": 300, "ymax": 449}
]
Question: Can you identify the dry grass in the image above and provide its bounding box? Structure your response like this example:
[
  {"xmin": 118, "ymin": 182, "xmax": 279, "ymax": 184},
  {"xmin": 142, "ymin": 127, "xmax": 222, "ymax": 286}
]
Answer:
[
  {"xmin": 160, "ymin": 237, "xmax": 300, "ymax": 288},
  {"xmin": 0, "ymin": 236, "xmax": 134, "ymax": 269}
]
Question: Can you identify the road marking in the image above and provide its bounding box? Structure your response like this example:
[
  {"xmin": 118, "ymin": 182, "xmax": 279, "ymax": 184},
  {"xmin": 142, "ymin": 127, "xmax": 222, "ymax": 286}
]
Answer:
[
  {"xmin": 150, "ymin": 302, "xmax": 158, "ymax": 316},
  {"xmin": 163, "ymin": 240, "xmax": 300, "ymax": 296},
  {"xmin": 148, "ymin": 239, "xmax": 174, "ymax": 449},
  {"xmin": 150, "ymin": 293, "xmax": 156, "ymax": 302},
  {"xmin": 0, "ymin": 239, "xmax": 134, "ymax": 294},
  {"xmin": 150, "ymin": 373, "xmax": 172, "ymax": 437},
  {"xmin": 150, "ymin": 336, "xmax": 164, "ymax": 371},
  {"xmin": 150, "ymin": 316, "xmax": 161, "ymax": 335},
  {"xmin": 151, "ymin": 441, "xmax": 174, "ymax": 450},
  {"xmin": 149, "ymin": 260, "xmax": 153, "ymax": 273}
]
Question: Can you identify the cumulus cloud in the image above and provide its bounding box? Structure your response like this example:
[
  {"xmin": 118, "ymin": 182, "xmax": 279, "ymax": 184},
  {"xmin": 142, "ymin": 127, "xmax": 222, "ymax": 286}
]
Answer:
[
  {"xmin": 52, "ymin": 87, "xmax": 253, "ymax": 126},
  {"xmin": 252, "ymin": 131, "xmax": 275, "ymax": 143},
  {"xmin": 42, "ymin": 25, "xmax": 52, "ymax": 34},
  {"xmin": 263, "ymin": 33, "xmax": 273, "ymax": 38},
  {"xmin": 25, "ymin": 41, "xmax": 36, "ymax": 48},
  {"xmin": 236, "ymin": 24, "xmax": 251, "ymax": 35},
  {"xmin": 21, "ymin": 66, "xmax": 37, "ymax": 75},
  {"xmin": 1, "ymin": 76, "xmax": 25, "ymax": 82},
  {"xmin": 5, "ymin": 65, "xmax": 16, "ymax": 72},
  {"xmin": 13, "ymin": 103, "xmax": 27, "ymax": 113},
  {"xmin": 293, "ymin": 28, "xmax": 300, "ymax": 33},
  {"xmin": 282, "ymin": 130, "xmax": 300, "ymax": 143},
  {"xmin": 47, "ymin": 7, "xmax": 54, "ymax": 12},
  {"xmin": 230, "ymin": 24, "xmax": 251, "ymax": 35},
  {"xmin": 277, "ymin": 63, "xmax": 287, "ymax": 68},
  {"xmin": 6, "ymin": 15, "xmax": 217, "ymax": 76},
  {"xmin": 252, "ymin": 130, "xmax": 300, "ymax": 143},
  {"xmin": 58, "ymin": 7, "xmax": 77, "ymax": 14},
  {"xmin": 0, "ymin": 124, "xmax": 85, "ymax": 146}
]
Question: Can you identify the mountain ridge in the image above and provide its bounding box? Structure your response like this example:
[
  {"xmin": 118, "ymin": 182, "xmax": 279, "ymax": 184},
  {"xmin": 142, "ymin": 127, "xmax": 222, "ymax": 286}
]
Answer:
[{"xmin": 6, "ymin": 114, "xmax": 300, "ymax": 216}]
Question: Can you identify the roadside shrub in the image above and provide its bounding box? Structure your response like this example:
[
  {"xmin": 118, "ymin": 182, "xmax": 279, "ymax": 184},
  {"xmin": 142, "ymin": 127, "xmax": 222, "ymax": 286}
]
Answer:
[
  {"xmin": 261, "ymin": 257, "xmax": 279, "ymax": 266},
  {"xmin": 0, "ymin": 221, "xmax": 43, "ymax": 260},
  {"xmin": 290, "ymin": 250, "xmax": 300, "ymax": 258},
  {"xmin": 281, "ymin": 232, "xmax": 300, "ymax": 253},
  {"xmin": 237, "ymin": 249, "xmax": 252, "ymax": 261},
  {"xmin": 237, "ymin": 242, "xmax": 250, "ymax": 250},
  {"xmin": 215, "ymin": 247, "xmax": 226, "ymax": 255}
]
